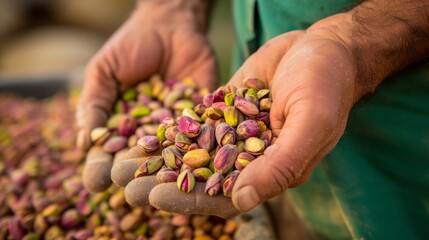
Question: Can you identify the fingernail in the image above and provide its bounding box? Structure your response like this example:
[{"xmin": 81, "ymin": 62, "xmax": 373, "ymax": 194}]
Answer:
[{"xmin": 233, "ymin": 185, "xmax": 261, "ymax": 212}]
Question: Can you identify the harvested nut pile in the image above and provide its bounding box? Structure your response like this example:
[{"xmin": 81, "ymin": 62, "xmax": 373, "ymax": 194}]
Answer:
[
  {"xmin": 91, "ymin": 75, "xmax": 272, "ymax": 196},
  {"xmin": 0, "ymin": 93, "xmax": 238, "ymax": 240}
]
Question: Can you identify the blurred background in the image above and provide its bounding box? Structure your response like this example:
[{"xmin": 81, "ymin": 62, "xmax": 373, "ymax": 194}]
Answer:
[{"xmin": 0, "ymin": 0, "xmax": 235, "ymax": 94}]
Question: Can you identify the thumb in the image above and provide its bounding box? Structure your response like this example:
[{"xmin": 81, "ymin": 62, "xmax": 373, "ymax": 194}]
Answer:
[{"xmin": 232, "ymin": 100, "xmax": 336, "ymax": 211}]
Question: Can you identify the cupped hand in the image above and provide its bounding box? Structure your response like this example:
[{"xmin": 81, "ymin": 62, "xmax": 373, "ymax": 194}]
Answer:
[
  {"xmin": 77, "ymin": 3, "xmax": 217, "ymax": 192},
  {"xmin": 149, "ymin": 15, "xmax": 366, "ymax": 214}
]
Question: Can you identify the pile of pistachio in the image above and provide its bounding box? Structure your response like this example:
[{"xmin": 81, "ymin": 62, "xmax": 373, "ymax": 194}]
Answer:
[
  {"xmin": 92, "ymin": 75, "xmax": 272, "ymax": 197},
  {"xmin": 0, "ymin": 93, "xmax": 237, "ymax": 240}
]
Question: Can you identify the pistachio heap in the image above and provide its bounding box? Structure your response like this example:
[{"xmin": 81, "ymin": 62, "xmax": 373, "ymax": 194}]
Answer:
[
  {"xmin": 98, "ymin": 75, "xmax": 272, "ymax": 197},
  {"xmin": 0, "ymin": 93, "xmax": 237, "ymax": 240}
]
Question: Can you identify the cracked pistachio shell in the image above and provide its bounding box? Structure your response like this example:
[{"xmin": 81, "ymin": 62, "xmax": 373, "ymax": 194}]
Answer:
[
  {"xmin": 196, "ymin": 124, "xmax": 216, "ymax": 151},
  {"xmin": 165, "ymin": 126, "xmax": 179, "ymax": 142},
  {"xmin": 224, "ymin": 93, "xmax": 235, "ymax": 106},
  {"xmin": 182, "ymin": 149, "xmax": 211, "ymax": 168},
  {"xmin": 234, "ymin": 96, "xmax": 259, "ymax": 117},
  {"xmin": 177, "ymin": 170, "xmax": 195, "ymax": 193},
  {"xmin": 212, "ymin": 88, "xmax": 227, "ymax": 103},
  {"xmin": 90, "ymin": 127, "xmax": 110, "ymax": 145},
  {"xmin": 206, "ymin": 107, "xmax": 223, "ymax": 120},
  {"xmin": 174, "ymin": 133, "xmax": 192, "ymax": 153},
  {"xmin": 156, "ymin": 168, "xmax": 179, "ymax": 183},
  {"xmin": 178, "ymin": 116, "xmax": 201, "ymax": 138},
  {"xmin": 224, "ymin": 106, "xmax": 239, "ymax": 127},
  {"xmin": 215, "ymin": 123, "xmax": 236, "ymax": 146},
  {"xmin": 243, "ymin": 77, "xmax": 266, "ymax": 90},
  {"xmin": 236, "ymin": 120, "xmax": 261, "ymax": 139},
  {"xmin": 204, "ymin": 172, "xmax": 224, "ymax": 196},
  {"xmin": 134, "ymin": 156, "xmax": 164, "ymax": 177},
  {"xmin": 244, "ymin": 137, "xmax": 265, "ymax": 155},
  {"xmin": 203, "ymin": 93, "xmax": 214, "ymax": 107},
  {"xmin": 192, "ymin": 167, "xmax": 213, "ymax": 182},
  {"xmin": 214, "ymin": 144, "xmax": 238, "ymax": 174},
  {"xmin": 260, "ymin": 129, "xmax": 274, "ymax": 145},
  {"xmin": 137, "ymin": 136, "xmax": 160, "ymax": 153},
  {"xmin": 236, "ymin": 88, "xmax": 248, "ymax": 98},
  {"xmin": 162, "ymin": 147, "xmax": 183, "ymax": 170},
  {"xmin": 182, "ymin": 108, "xmax": 202, "ymax": 122},
  {"xmin": 194, "ymin": 104, "xmax": 207, "ymax": 116},
  {"xmin": 223, "ymin": 170, "xmax": 240, "ymax": 197},
  {"xmin": 212, "ymin": 102, "xmax": 227, "ymax": 111},
  {"xmin": 257, "ymin": 89, "xmax": 270, "ymax": 100},
  {"xmin": 225, "ymin": 84, "xmax": 237, "ymax": 94},
  {"xmin": 259, "ymin": 98, "xmax": 272, "ymax": 111}
]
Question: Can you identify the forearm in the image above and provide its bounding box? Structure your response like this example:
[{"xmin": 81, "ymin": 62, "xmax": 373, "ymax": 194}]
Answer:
[
  {"xmin": 136, "ymin": 0, "xmax": 215, "ymax": 33},
  {"xmin": 309, "ymin": 0, "xmax": 429, "ymax": 98}
]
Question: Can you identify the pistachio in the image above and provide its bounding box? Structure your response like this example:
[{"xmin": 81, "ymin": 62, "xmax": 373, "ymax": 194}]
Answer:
[
  {"xmin": 203, "ymin": 93, "xmax": 214, "ymax": 107},
  {"xmin": 188, "ymin": 143, "xmax": 200, "ymax": 151},
  {"xmin": 257, "ymin": 89, "xmax": 270, "ymax": 100},
  {"xmin": 90, "ymin": 127, "xmax": 110, "ymax": 145},
  {"xmin": 236, "ymin": 120, "xmax": 261, "ymax": 139},
  {"xmin": 137, "ymin": 82, "xmax": 153, "ymax": 96},
  {"xmin": 234, "ymin": 96, "xmax": 259, "ymax": 117},
  {"xmin": 162, "ymin": 147, "xmax": 183, "ymax": 169},
  {"xmin": 224, "ymin": 93, "xmax": 235, "ymax": 107},
  {"xmin": 177, "ymin": 170, "xmax": 195, "ymax": 193},
  {"xmin": 212, "ymin": 88, "xmax": 226, "ymax": 103},
  {"xmin": 150, "ymin": 108, "xmax": 173, "ymax": 123},
  {"xmin": 212, "ymin": 102, "xmax": 227, "ymax": 111},
  {"xmin": 215, "ymin": 123, "xmax": 236, "ymax": 146},
  {"xmin": 102, "ymin": 136, "xmax": 127, "ymax": 153},
  {"xmin": 243, "ymin": 77, "xmax": 266, "ymax": 90},
  {"xmin": 214, "ymin": 144, "xmax": 238, "ymax": 174},
  {"xmin": 178, "ymin": 116, "xmax": 201, "ymax": 138},
  {"xmin": 224, "ymin": 84, "xmax": 237, "ymax": 94},
  {"xmin": 236, "ymin": 88, "xmax": 248, "ymax": 98},
  {"xmin": 163, "ymin": 90, "xmax": 183, "ymax": 108},
  {"xmin": 258, "ymin": 120, "xmax": 267, "ymax": 132},
  {"xmin": 118, "ymin": 116, "xmax": 138, "ymax": 137},
  {"xmin": 192, "ymin": 167, "xmax": 213, "ymax": 182},
  {"xmin": 134, "ymin": 156, "xmax": 164, "ymax": 177},
  {"xmin": 182, "ymin": 149, "xmax": 211, "ymax": 168},
  {"xmin": 174, "ymin": 133, "xmax": 192, "ymax": 153},
  {"xmin": 161, "ymin": 140, "xmax": 174, "ymax": 148},
  {"xmin": 259, "ymin": 98, "xmax": 272, "ymax": 111},
  {"xmin": 114, "ymin": 99, "xmax": 128, "ymax": 113},
  {"xmin": 165, "ymin": 126, "xmax": 179, "ymax": 142},
  {"xmin": 156, "ymin": 168, "xmax": 179, "ymax": 183},
  {"xmin": 196, "ymin": 124, "xmax": 216, "ymax": 151},
  {"xmin": 223, "ymin": 106, "xmax": 239, "ymax": 127},
  {"xmin": 182, "ymin": 108, "xmax": 202, "ymax": 122},
  {"xmin": 252, "ymin": 112, "xmax": 270, "ymax": 125},
  {"xmin": 156, "ymin": 125, "xmax": 166, "ymax": 142},
  {"xmin": 122, "ymin": 88, "xmax": 138, "ymax": 101},
  {"xmin": 137, "ymin": 93, "xmax": 152, "ymax": 105},
  {"xmin": 204, "ymin": 172, "xmax": 224, "ymax": 196},
  {"xmin": 173, "ymin": 99, "xmax": 195, "ymax": 111},
  {"xmin": 206, "ymin": 107, "xmax": 223, "ymax": 120},
  {"xmin": 235, "ymin": 152, "xmax": 255, "ymax": 170},
  {"xmin": 137, "ymin": 136, "xmax": 160, "ymax": 153},
  {"xmin": 222, "ymin": 170, "xmax": 240, "ymax": 197},
  {"xmin": 130, "ymin": 106, "xmax": 151, "ymax": 119},
  {"xmin": 61, "ymin": 209, "xmax": 82, "ymax": 229},
  {"xmin": 193, "ymin": 104, "xmax": 207, "ymax": 116},
  {"xmin": 160, "ymin": 117, "xmax": 176, "ymax": 128},
  {"xmin": 244, "ymin": 137, "xmax": 265, "ymax": 155}
]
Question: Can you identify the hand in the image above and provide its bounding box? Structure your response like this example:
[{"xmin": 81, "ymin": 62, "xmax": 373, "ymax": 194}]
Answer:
[
  {"xmin": 77, "ymin": 1, "xmax": 217, "ymax": 192},
  {"xmin": 150, "ymin": 14, "xmax": 367, "ymax": 214}
]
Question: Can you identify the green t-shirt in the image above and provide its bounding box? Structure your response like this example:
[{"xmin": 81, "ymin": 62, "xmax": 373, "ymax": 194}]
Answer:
[{"xmin": 232, "ymin": 1, "xmax": 429, "ymax": 239}]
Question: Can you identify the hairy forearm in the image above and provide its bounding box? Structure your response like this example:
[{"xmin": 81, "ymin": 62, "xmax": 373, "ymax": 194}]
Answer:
[
  {"xmin": 136, "ymin": 0, "xmax": 215, "ymax": 33},
  {"xmin": 310, "ymin": 0, "xmax": 429, "ymax": 96}
]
